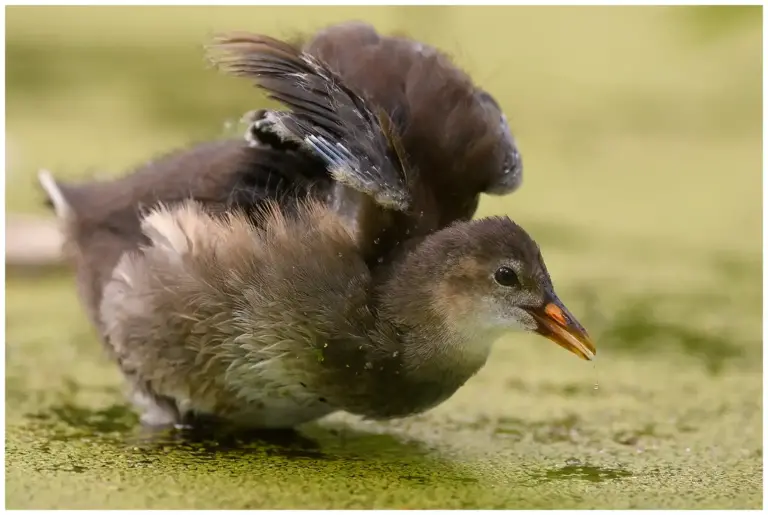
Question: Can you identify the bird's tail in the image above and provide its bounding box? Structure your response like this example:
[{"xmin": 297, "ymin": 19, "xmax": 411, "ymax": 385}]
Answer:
[{"xmin": 37, "ymin": 169, "xmax": 73, "ymax": 222}]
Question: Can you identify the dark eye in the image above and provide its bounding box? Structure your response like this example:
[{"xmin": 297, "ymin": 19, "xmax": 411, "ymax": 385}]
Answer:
[{"xmin": 494, "ymin": 266, "xmax": 520, "ymax": 287}]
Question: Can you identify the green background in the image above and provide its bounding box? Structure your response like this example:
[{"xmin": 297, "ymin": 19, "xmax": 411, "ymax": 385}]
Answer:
[{"xmin": 5, "ymin": 5, "xmax": 762, "ymax": 509}]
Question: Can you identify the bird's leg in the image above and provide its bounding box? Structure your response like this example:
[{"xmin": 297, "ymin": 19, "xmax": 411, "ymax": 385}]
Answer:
[{"xmin": 129, "ymin": 387, "xmax": 180, "ymax": 428}]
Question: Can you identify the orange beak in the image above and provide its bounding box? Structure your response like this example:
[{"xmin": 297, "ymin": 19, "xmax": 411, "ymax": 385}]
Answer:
[{"xmin": 526, "ymin": 301, "xmax": 596, "ymax": 361}]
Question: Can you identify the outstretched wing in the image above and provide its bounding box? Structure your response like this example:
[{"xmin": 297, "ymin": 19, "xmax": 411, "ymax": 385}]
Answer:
[{"xmin": 207, "ymin": 33, "xmax": 412, "ymax": 213}]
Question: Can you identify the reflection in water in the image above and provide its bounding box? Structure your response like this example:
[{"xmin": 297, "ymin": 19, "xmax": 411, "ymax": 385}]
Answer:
[
  {"xmin": 130, "ymin": 422, "xmax": 328, "ymax": 461},
  {"xmin": 28, "ymin": 401, "xmax": 328, "ymax": 460},
  {"xmin": 27, "ymin": 402, "xmax": 138, "ymax": 441},
  {"xmin": 25, "ymin": 399, "xmax": 635, "ymax": 494},
  {"xmin": 24, "ymin": 401, "xmax": 478, "ymax": 485}
]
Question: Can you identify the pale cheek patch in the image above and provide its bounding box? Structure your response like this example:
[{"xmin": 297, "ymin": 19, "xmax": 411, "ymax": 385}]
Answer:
[
  {"xmin": 474, "ymin": 299, "xmax": 535, "ymax": 333},
  {"xmin": 506, "ymin": 307, "xmax": 538, "ymax": 332}
]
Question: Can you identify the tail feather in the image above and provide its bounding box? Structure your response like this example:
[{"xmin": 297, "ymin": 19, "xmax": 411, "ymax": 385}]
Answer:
[{"xmin": 37, "ymin": 169, "xmax": 73, "ymax": 221}]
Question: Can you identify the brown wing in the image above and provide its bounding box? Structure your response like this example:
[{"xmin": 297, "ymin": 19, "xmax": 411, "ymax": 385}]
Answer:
[
  {"xmin": 303, "ymin": 22, "xmax": 524, "ymax": 224},
  {"xmin": 207, "ymin": 33, "xmax": 413, "ymax": 213}
]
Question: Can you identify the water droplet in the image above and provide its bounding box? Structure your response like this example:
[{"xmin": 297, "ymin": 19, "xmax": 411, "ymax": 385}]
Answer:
[
  {"xmin": 593, "ymin": 363, "xmax": 600, "ymax": 390},
  {"xmin": 364, "ymin": 362, "xmax": 373, "ymax": 370},
  {"xmin": 392, "ymin": 351, "xmax": 399, "ymax": 357},
  {"xmin": 358, "ymin": 345, "xmax": 363, "ymax": 350},
  {"xmin": 565, "ymin": 458, "xmax": 582, "ymax": 466},
  {"xmin": 377, "ymin": 257, "xmax": 384, "ymax": 264},
  {"xmin": 323, "ymin": 343, "xmax": 328, "ymax": 348}
]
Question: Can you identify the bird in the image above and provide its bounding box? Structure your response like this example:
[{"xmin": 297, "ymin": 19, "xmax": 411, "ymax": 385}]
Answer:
[
  {"xmin": 38, "ymin": 21, "xmax": 524, "ymax": 316},
  {"xmin": 38, "ymin": 26, "xmax": 594, "ymax": 429}
]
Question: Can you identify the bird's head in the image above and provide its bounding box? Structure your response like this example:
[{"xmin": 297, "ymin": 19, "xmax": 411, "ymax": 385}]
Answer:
[{"xmin": 388, "ymin": 216, "xmax": 596, "ymax": 361}]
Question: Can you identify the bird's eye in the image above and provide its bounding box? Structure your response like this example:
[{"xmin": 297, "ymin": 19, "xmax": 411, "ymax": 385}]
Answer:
[{"xmin": 494, "ymin": 266, "xmax": 520, "ymax": 287}]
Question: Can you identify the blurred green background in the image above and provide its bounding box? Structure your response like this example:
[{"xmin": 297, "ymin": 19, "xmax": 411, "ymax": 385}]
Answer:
[{"xmin": 5, "ymin": 5, "xmax": 762, "ymax": 509}]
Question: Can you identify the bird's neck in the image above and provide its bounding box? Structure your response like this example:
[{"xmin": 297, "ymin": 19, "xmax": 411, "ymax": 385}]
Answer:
[{"xmin": 372, "ymin": 230, "xmax": 499, "ymax": 389}]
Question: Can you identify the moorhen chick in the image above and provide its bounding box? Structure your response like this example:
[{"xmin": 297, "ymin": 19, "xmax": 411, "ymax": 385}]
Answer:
[
  {"xmin": 39, "ymin": 21, "xmax": 521, "ymax": 326},
  {"xmin": 40, "ymin": 34, "xmax": 595, "ymax": 429}
]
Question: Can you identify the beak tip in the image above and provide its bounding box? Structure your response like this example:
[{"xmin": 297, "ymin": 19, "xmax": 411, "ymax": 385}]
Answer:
[{"xmin": 530, "ymin": 302, "xmax": 597, "ymax": 362}]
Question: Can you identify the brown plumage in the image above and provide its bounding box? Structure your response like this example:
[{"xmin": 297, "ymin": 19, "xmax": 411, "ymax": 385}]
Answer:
[
  {"xmin": 39, "ymin": 22, "xmax": 591, "ymax": 429},
  {"xmin": 95, "ymin": 196, "xmax": 593, "ymax": 427},
  {"xmin": 301, "ymin": 21, "xmax": 523, "ymax": 210},
  {"xmin": 42, "ymin": 21, "xmax": 526, "ymax": 327},
  {"xmin": 206, "ymin": 25, "xmax": 522, "ymax": 266},
  {"xmin": 39, "ymin": 141, "xmax": 329, "ymax": 331},
  {"xmin": 208, "ymin": 33, "xmax": 412, "ymax": 212}
]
